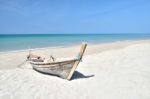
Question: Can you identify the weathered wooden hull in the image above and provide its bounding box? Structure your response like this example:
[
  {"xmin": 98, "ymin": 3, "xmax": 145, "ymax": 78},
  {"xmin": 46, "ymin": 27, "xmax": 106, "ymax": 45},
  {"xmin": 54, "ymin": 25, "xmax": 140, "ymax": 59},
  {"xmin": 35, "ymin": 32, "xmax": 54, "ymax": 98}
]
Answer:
[
  {"xmin": 30, "ymin": 60, "xmax": 76, "ymax": 79},
  {"xmin": 29, "ymin": 43, "xmax": 87, "ymax": 80}
]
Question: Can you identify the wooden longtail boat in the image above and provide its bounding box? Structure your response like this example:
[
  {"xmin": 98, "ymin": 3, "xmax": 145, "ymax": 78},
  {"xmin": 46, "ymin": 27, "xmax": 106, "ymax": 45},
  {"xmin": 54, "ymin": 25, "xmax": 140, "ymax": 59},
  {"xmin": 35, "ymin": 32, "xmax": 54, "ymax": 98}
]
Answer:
[{"xmin": 30, "ymin": 43, "xmax": 87, "ymax": 80}]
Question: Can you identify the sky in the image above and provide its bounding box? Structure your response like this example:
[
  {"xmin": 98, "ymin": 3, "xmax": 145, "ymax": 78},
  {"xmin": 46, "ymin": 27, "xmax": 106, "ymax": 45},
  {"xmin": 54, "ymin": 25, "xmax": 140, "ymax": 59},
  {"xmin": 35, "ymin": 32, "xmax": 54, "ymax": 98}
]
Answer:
[{"xmin": 0, "ymin": 0, "xmax": 150, "ymax": 34}]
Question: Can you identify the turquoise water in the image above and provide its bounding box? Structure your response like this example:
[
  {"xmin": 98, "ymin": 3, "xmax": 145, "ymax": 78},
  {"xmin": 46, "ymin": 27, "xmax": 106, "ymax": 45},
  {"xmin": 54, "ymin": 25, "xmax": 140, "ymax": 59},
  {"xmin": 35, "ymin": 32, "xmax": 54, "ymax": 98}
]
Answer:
[{"xmin": 0, "ymin": 34, "xmax": 150, "ymax": 52}]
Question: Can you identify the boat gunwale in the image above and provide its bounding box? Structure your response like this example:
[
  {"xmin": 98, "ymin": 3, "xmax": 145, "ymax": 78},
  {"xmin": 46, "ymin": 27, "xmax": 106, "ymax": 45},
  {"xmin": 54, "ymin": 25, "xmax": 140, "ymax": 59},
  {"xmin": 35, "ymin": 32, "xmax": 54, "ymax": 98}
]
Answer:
[{"xmin": 30, "ymin": 59, "xmax": 76, "ymax": 65}]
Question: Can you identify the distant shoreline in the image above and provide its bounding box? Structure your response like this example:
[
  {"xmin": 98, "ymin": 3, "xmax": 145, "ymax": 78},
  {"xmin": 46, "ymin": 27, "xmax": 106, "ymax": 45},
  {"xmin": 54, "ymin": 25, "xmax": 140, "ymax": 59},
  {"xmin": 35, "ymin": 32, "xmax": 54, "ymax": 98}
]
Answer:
[
  {"xmin": 0, "ymin": 34, "xmax": 150, "ymax": 52},
  {"xmin": 0, "ymin": 39, "xmax": 141, "ymax": 53},
  {"xmin": 0, "ymin": 39, "xmax": 149, "ymax": 53}
]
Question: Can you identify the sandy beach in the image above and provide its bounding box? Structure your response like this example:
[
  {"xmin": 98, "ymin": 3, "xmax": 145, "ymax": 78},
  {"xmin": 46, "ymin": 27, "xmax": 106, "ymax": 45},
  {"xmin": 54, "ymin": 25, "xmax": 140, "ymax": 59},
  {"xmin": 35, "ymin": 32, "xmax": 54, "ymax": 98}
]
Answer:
[{"xmin": 0, "ymin": 39, "xmax": 150, "ymax": 99}]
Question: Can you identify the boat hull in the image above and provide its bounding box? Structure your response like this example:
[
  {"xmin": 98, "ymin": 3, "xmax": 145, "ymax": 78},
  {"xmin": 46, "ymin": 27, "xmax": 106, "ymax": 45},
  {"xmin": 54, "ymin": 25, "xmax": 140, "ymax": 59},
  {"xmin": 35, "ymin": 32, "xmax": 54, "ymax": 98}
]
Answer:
[{"xmin": 31, "ymin": 60, "xmax": 76, "ymax": 79}]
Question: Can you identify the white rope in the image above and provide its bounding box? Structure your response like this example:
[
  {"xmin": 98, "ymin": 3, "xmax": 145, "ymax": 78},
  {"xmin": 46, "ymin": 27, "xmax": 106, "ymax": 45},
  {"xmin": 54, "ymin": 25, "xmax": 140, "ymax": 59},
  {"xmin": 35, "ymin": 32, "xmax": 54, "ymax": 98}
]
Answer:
[{"xmin": 17, "ymin": 60, "xmax": 32, "ymax": 69}]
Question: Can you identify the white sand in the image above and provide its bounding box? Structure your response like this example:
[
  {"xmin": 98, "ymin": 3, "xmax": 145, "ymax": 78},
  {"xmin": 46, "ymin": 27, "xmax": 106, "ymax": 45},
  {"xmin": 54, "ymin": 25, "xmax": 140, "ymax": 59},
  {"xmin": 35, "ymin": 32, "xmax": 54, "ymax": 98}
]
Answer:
[{"xmin": 0, "ymin": 40, "xmax": 150, "ymax": 99}]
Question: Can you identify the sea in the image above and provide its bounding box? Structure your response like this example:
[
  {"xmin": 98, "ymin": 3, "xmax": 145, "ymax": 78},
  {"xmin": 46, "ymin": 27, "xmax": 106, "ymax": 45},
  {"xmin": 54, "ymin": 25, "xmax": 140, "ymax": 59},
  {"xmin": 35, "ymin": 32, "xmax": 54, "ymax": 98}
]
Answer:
[{"xmin": 0, "ymin": 34, "xmax": 150, "ymax": 52}]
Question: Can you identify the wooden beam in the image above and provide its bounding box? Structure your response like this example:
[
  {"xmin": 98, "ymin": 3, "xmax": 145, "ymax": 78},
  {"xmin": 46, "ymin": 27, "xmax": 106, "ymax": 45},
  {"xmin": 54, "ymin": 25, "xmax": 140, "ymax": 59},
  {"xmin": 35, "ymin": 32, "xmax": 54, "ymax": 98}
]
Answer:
[{"xmin": 67, "ymin": 43, "xmax": 87, "ymax": 80}]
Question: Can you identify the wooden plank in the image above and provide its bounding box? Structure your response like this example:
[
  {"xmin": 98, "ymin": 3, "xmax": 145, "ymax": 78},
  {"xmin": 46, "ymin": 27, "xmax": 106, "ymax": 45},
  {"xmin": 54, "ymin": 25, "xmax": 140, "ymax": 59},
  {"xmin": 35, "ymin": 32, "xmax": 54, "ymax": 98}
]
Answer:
[{"xmin": 67, "ymin": 43, "xmax": 87, "ymax": 80}]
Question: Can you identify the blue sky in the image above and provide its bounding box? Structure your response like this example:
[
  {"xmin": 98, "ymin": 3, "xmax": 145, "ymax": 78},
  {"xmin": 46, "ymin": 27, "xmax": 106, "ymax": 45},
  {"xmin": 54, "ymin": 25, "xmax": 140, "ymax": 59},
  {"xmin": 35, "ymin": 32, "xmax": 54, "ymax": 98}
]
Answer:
[{"xmin": 0, "ymin": 0, "xmax": 150, "ymax": 34}]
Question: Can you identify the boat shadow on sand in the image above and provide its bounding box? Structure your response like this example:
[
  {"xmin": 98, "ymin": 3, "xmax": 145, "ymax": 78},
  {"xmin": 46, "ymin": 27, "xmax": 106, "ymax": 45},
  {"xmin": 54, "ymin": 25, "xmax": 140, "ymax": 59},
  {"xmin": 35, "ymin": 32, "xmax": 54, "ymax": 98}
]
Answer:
[
  {"xmin": 71, "ymin": 71, "xmax": 94, "ymax": 80},
  {"xmin": 36, "ymin": 70, "xmax": 94, "ymax": 80}
]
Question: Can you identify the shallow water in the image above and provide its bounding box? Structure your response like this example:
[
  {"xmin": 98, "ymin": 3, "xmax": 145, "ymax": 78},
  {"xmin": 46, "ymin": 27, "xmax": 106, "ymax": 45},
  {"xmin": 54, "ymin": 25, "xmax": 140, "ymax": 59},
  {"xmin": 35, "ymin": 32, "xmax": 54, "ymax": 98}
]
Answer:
[{"xmin": 0, "ymin": 34, "xmax": 150, "ymax": 52}]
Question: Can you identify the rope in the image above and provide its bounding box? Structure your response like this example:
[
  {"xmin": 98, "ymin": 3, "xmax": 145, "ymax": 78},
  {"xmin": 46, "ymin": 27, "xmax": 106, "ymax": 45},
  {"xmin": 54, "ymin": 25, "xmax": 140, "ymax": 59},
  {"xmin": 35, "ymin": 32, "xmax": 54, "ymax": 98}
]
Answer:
[
  {"xmin": 75, "ymin": 54, "xmax": 82, "ymax": 61},
  {"xmin": 17, "ymin": 60, "xmax": 32, "ymax": 69},
  {"xmin": 17, "ymin": 60, "xmax": 26, "ymax": 67}
]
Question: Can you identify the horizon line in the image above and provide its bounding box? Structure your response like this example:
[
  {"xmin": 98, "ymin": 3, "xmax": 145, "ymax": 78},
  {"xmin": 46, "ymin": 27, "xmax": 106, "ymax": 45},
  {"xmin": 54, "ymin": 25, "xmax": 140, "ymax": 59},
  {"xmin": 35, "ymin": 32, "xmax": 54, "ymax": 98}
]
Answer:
[{"xmin": 0, "ymin": 33, "xmax": 150, "ymax": 35}]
